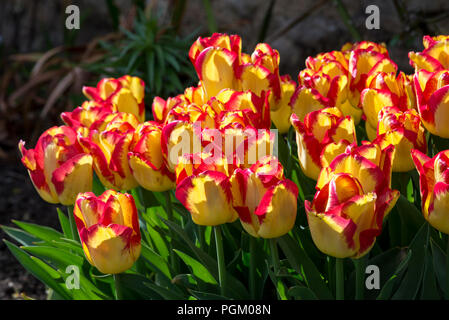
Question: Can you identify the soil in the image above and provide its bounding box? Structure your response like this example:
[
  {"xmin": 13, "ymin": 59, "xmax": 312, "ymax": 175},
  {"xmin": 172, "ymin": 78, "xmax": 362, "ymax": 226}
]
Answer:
[{"xmin": 0, "ymin": 161, "xmax": 62, "ymax": 300}]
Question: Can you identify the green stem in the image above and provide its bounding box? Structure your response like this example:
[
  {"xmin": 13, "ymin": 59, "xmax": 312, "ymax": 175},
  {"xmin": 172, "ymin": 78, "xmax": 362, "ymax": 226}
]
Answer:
[
  {"xmin": 270, "ymin": 238, "xmax": 280, "ymax": 275},
  {"xmin": 67, "ymin": 205, "xmax": 79, "ymax": 242},
  {"xmin": 446, "ymin": 236, "xmax": 449, "ymax": 300},
  {"xmin": 113, "ymin": 273, "xmax": 124, "ymax": 300},
  {"xmin": 249, "ymin": 236, "xmax": 257, "ymax": 300},
  {"xmin": 164, "ymin": 191, "xmax": 178, "ymax": 273},
  {"xmin": 353, "ymin": 258, "xmax": 365, "ymax": 300},
  {"xmin": 214, "ymin": 225, "xmax": 226, "ymax": 296},
  {"xmin": 336, "ymin": 258, "xmax": 344, "ymax": 300}
]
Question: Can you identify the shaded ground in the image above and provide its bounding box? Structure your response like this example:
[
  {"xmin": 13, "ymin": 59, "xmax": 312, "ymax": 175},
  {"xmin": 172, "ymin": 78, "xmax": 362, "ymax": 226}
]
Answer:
[{"xmin": 0, "ymin": 161, "xmax": 61, "ymax": 300}]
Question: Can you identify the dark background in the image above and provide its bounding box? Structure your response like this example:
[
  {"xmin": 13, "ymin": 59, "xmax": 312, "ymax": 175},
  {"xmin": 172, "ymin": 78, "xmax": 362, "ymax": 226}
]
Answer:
[{"xmin": 0, "ymin": 0, "xmax": 448, "ymax": 300}]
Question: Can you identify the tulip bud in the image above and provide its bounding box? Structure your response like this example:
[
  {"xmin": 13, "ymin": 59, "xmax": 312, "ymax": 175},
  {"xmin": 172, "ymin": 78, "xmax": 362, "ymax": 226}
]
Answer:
[
  {"xmin": 290, "ymin": 107, "xmax": 356, "ymax": 180},
  {"xmin": 83, "ymin": 76, "xmax": 145, "ymax": 122},
  {"xmin": 230, "ymin": 156, "xmax": 298, "ymax": 238},
  {"xmin": 128, "ymin": 122, "xmax": 175, "ymax": 192},
  {"xmin": 374, "ymin": 107, "xmax": 427, "ymax": 172},
  {"xmin": 74, "ymin": 190, "xmax": 141, "ymax": 274},
  {"xmin": 19, "ymin": 126, "xmax": 93, "ymax": 205},
  {"xmin": 78, "ymin": 113, "xmax": 139, "ymax": 191},
  {"xmin": 306, "ymin": 142, "xmax": 399, "ymax": 258}
]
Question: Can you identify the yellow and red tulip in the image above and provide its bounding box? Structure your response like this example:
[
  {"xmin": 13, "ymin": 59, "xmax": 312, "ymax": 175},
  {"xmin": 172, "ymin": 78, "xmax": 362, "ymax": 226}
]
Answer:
[
  {"xmin": 409, "ymin": 35, "xmax": 449, "ymax": 72},
  {"xmin": 290, "ymin": 107, "xmax": 356, "ymax": 180},
  {"xmin": 412, "ymin": 149, "xmax": 449, "ymax": 234},
  {"xmin": 270, "ymin": 75, "xmax": 297, "ymax": 134},
  {"xmin": 19, "ymin": 126, "xmax": 93, "ymax": 205},
  {"xmin": 230, "ymin": 156, "xmax": 298, "ymax": 238},
  {"xmin": 61, "ymin": 101, "xmax": 116, "ymax": 137},
  {"xmin": 83, "ymin": 76, "xmax": 145, "ymax": 122},
  {"xmin": 413, "ymin": 69, "xmax": 449, "ymax": 138},
  {"xmin": 361, "ymin": 72, "xmax": 416, "ymax": 139},
  {"xmin": 128, "ymin": 122, "xmax": 175, "ymax": 192},
  {"xmin": 78, "ymin": 113, "xmax": 139, "ymax": 191},
  {"xmin": 74, "ymin": 190, "xmax": 141, "ymax": 274},
  {"xmin": 374, "ymin": 106, "xmax": 427, "ymax": 172},
  {"xmin": 175, "ymin": 153, "xmax": 238, "ymax": 226},
  {"xmin": 306, "ymin": 142, "xmax": 399, "ymax": 258}
]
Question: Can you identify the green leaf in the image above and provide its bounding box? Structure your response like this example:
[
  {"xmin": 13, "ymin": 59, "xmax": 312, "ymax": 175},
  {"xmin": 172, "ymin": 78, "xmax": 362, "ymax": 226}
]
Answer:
[
  {"xmin": 392, "ymin": 224, "xmax": 429, "ymax": 299},
  {"xmin": 430, "ymin": 238, "xmax": 447, "ymax": 297},
  {"xmin": 146, "ymin": 223, "xmax": 169, "ymax": 258},
  {"xmin": 140, "ymin": 243, "xmax": 171, "ymax": 279},
  {"xmin": 188, "ymin": 289, "xmax": 230, "ymax": 300},
  {"xmin": 117, "ymin": 273, "xmax": 164, "ymax": 300},
  {"xmin": 13, "ymin": 220, "xmax": 64, "ymax": 242},
  {"xmin": 143, "ymin": 281, "xmax": 185, "ymax": 300},
  {"xmin": 161, "ymin": 217, "xmax": 250, "ymax": 299},
  {"xmin": 1, "ymin": 225, "xmax": 40, "ymax": 246},
  {"xmin": 174, "ymin": 249, "xmax": 217, "ymax": 285},
  {"xmin": 57, "ymin": 208, "xmax": 72, "ymax": 239},
  {"xmin": 4, "ymin": 240, "xmax": 71, "ymax": 300},
  {"xmin": 278, "ymin": 233, "xmax": 333, "ymax": 299},
  {"xmin": 22, "ymin": 246, "xmax": 109, "ymax": 299},
  {"xmin": 420, "ymin": 252, "xmax": 441, "ymax": 299},
  {"xmin": 288, "ymin": 285, "xmax": 318, "ymax": 300}
]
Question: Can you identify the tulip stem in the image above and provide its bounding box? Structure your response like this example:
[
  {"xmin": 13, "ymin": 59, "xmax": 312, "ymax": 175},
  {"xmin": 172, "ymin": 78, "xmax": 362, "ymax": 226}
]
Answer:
[
  {"xmin": 164, "ymin": 191, "xmax": 178, "ymax": 273},
  {"xmin": 269, "ymin": 238, "xmax": 280, "ymax": 276},
  {"xmin": 335, "ymin": 258, "xmax": 344, "ymax": 300},
  {"xmin": 113, "ymin": 274, "xmax": 125, "ymax": 300},
  {"xmin": 67, "ymin": 205, "xmax": 79, "ymax": 242},
  {"xmin": 214, "ymin": 225, "xmax": 226, "ymax": 297},
  {"xmin": 249, "ymin": 236, "xmax": 257, "ymax": 300},
  {"xmin": 353, "ymin": 258, "xmax": 365, "ymax": 300},
  {"xmin": 447, "ymin": 236, "xmax": 449, "ymax": 300}
]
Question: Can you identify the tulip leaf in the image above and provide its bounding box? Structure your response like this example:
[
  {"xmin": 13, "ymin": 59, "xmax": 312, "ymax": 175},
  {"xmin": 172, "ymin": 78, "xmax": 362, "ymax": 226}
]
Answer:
[
  {"xmin": 174, "ymin": 249, "xmax": 218, "ymax": 285},
  {"xmin": 146, "ymin": 222, "xmax": 170, "ymax": 258},
  {"xmin": 4, "ymin": 240, "xmax": 72, "ymax": 300},
  {"xmin": 116, "ymin": 273, "xmax": 165, "ymax": 300},
  {"xmin": 161, "ymin": 217, "xmax": 250, "ymax": 299},
  {"xmin": 143, "ymin": 281, "xmax": 186, "ymax": 300},
  {"xmin": 278, "ymin": 233, "xmax": 333, "ymax": 299},
  {"xmin": 50, "ymin": 238, "xmax": 85, "ymax": 257},
  {"xmin": 420, "ymin": 252, "xmax": 441, "ymax": 299},
  {"xmin": 288, "ymin": 285, "xmax": 318, "ymax": 300},
  {"xmin": 188, "ymin": 289, "xmax": 230, "ymax": 300},
  {"xmin": 140, "ymin": 243, "xmax": 172, "ymax": 279},
  {"xmin": 22, "ymin": 245, "xmax": 110, "ymax": 300},
  {"xmin": 0, "ymin": 225, "xmax": 40, "ymax": 246},
  {"xmin": 13, "ymin": 220, "xmax": 64, "ymax": 243},
  {"xmin": 392, "ymin": 224, "xmax": 429, "ymax": 299},
  {"xmin": 430, "ymin": 238, "xmax": 447, "ymax": 297},
  {"xmin": 56, "ymin": 208, "xmax": 73, "ymax": 239}
]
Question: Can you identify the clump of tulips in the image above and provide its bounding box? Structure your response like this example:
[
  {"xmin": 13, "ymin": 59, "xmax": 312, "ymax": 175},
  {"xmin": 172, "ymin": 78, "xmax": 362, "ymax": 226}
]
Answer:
[{"xmin": 5, "ymin": 33, "xmax": 449, "ymax": 300}]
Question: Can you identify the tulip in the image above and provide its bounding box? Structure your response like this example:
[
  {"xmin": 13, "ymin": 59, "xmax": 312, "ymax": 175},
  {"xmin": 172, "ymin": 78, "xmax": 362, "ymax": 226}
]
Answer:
[
  {"xmin": 270, "ymin": 75, "xmax": 297, "ymax": 134},
  {"xmin": 73, "ymin": 190, "xmax": 141, "ymax": 274},
  {"xmin": 175, "ymin": 153, "xmax": 238, "ymax": 226},
  {"xmin": 411, "ymin": 149, "xmax": 449, "ymax": 234},
  {"xmin": 128, "ymin": 122, "xmax": 175, "ymax": 192},
  {"xmin": 413, "ymin": 69, "xmax": 449, "ymax": 138},
  {"xmin": 230, "ymin": 156, "xmax": 298, "ymax": 238},
  {"xmin": 409, "ymin": 35, "xmax": 449, "ymax": 72},
  {"xmin": 290, "ymin": 107, "xmax": 356, "ymax": 180},
  {"xmin": 83, "ymin": 76, "xmax": 145, "ymax": 122},
  {"xmin": 361, "ymin": 72, "xmax": 416, "ymax": 140},
  {"xmin": 306, "ymin": 142, "xmax": 399, "ymax": 258},
  {"xmin": 61, "ymin": 100, "xmax": 116, "ymax": 137},
  {"xmin": 19, "ymin": 126, "xmax": 93, "ymax": 205},
  {"xmin": 374, "ymin": 106, "xmax": 427, "ymax": 172},
  {"xmin": 78, "ymin": 113, "xmax": 139, "ymax": 191}
]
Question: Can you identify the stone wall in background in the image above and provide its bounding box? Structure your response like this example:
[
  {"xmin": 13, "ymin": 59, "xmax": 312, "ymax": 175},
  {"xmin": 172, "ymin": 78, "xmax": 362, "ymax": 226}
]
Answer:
[{"xmin": 1, "ymin": 0, "xmax": 449, "ymax": 77}]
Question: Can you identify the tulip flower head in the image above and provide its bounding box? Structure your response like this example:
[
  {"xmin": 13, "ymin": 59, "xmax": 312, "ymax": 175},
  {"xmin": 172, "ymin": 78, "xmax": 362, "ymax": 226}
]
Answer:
[
  {"xmin": 230, "ymin": 156, "xmax": 299, "ymax": 238},
  {"xmin": 74, "ymin": 190, "xmax": 141, "ymax": 274},
  {"xmin": 291, "ymin": 107, "xmax": 356, "ymax": 180},
  {"xmin": 306, "ymin": 142, "xmax": 399, "ymax": 258},
  {"xmin": 412, "ymin": 149, "xmax": 449, "ymax": 234},
  {"xmin": 19, "ymin": 126, "xmax": 93, "ymax": 205}
]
